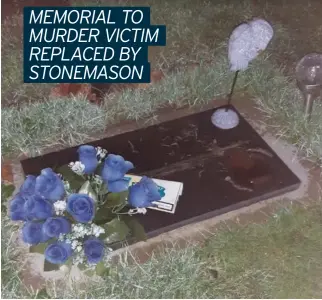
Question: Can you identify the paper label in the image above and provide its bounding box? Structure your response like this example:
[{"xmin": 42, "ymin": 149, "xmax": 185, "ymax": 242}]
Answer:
[{"xmin": 124, "ymin": 174, "xmax": 183, "ymax": 213}]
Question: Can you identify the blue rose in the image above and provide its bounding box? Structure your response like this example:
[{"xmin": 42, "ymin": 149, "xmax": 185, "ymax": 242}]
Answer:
[
  {"xmin": 20, "ymin": 175, "xmax": 36, "ymax": 195},
  {"xmin": 102, "ymin": 154, "xmax": 134, "ymax": 192},
  {"xmin": 35, "ymin": 168, "xmax": 65, "ymax": 202},
  {"xmin": 84, "ymin": 237, "xmax": 104, "ymax": 264},
  {"xmin": 77, "ymin": 145, "xmax": 98, "ymax": 174},
  {"xmin": 128, "ymin": 176, "xmax": 161, "ymax": 208},
  {"xmin": 24, "ymin": 195, "xmax": 53, "ymax": 220},
  {"xmin": 42, "ymin": 217, "xmax": 71, "ymax": 238},
  {"xmin": 22, "ymin": 221, "xmax": 50, "ymax": 245},
  {"xmin": 107, "ymin": 178, "xmax": 131, "ymax": 193},
  {"xmin": 102, "ymin": 154, "xmax": 134, "ymax": 182},
  {"xmin": 9, "ymin": 193, "xmax": 28, "ymax": 221},
  {"xmin": 66, "ymin": 193, "xmax": 95, "ymax": 223},
  {"xmin": 44, "ymin": 242, "xmax": 72, "ymax": 264}
]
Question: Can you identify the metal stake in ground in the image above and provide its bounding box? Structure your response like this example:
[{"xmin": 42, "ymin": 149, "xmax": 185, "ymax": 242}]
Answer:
[
  {"xmin": 226, "ymin": 70, "xmax": 239, "ymax": 110},
  {"xmin": 211, "ymin": 71, "xmax": 240, "ymax": 130},
  {"xmin": 212, "ymin": 18, "xmax": 274, "ymax": 130}
]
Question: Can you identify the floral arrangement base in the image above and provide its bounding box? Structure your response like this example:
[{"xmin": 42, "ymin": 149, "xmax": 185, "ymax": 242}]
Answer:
[
  {"xmin": 20, "ymin": 105, "xmax": 301, "ymax": 247},
  {"xmin": 10, "ymin": 145, "xmax": 163, "ymax": 275}
]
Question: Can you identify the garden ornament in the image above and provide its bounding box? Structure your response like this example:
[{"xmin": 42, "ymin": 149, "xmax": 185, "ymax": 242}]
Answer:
[
  {"xmin": 212, "ymin": 18, "xmax": 274, "ymax": 129},
  {"xmin": 295, "ymin": 53, "xmax": 322, "ymax": 120}
]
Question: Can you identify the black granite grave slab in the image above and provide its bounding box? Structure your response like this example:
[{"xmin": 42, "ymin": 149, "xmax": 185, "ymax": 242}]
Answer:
[{"xmin": 21, "ymin": 105, "xmax": 301, "ymax": 239}]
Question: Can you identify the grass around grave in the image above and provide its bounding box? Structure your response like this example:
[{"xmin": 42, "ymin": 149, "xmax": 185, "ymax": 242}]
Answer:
[
  {"xmin": 199, "ymin": 202, "xmax": 322, "ymax": 298},
  {"xmin": 1, "ymin": 215, "xmax": 38, "ymax": 299},
  {"xmin": 2, "ymin": 194, "xmax": 322, "ymax": 298},
  {"xmin": 1, "ymin": 0, "xmax": 322, "ymax": 298}
]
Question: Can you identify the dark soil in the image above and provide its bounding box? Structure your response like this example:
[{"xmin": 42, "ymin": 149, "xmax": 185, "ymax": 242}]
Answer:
[
  {"xmin": 1, "ymin": 0, "xmax": 71, "ymax": 22},
  {"xmin": 252, "ymin": 0, "xmax": 322, "ymax": 74}
]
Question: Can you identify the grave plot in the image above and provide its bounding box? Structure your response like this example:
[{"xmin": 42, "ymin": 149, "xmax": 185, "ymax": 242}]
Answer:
[{"xmin": 21, "ymin": 104, "xmax": 301, "ymax": 241}]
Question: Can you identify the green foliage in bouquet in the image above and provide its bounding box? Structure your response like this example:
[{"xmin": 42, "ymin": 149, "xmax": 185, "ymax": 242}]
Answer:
[{"xmin": 8, "ymin": 145, "xmax": 162, "ymax": 275}]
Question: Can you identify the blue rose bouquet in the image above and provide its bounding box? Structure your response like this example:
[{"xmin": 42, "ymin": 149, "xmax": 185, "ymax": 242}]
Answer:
[{"xmin": 9, "ymin": 145, "xmax": 162, "ymax": 275}]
